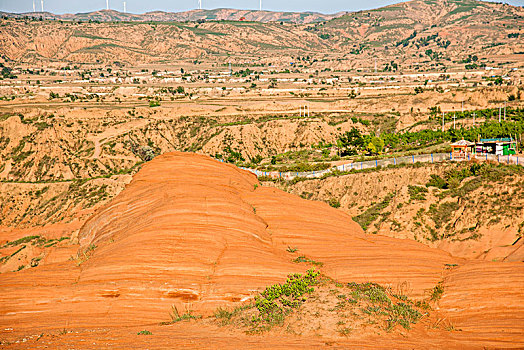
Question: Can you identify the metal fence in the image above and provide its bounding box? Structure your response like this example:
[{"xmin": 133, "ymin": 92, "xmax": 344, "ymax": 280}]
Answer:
[{"xmin": 239, "ymin": 152, "xmax": 523, "ymax": 181}]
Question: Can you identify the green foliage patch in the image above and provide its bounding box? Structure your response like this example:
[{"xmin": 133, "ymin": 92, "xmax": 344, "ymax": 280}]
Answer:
[
  {"xmin": 252, "ymin": 269, "xmax": 320, "ymax": 331},
  {"xmin": 213, "ymin": 269, "xmax": 319, "ymax": 333},
  {"xmin": 353, "ymin": 193, "xmax": 395, "ymax": 231},
  {"xmin": 345, "ymin": 282, "xmax": 423, "ymax": 330},
  {"xmin": 408, "ymin": 185, "xmax": 428, "ymax": 201}
]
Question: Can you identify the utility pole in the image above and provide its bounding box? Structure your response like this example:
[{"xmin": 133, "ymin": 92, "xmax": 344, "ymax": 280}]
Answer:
[
  {"xmin": 453, "ymin": 112, "xmax": 456, "ymax": 129},
  {"xmin": 442, "ymin": 111, "xmax": 445, "ymax": 132},
  {"xmin": 473, "ymin": 112, "xmax": 476, "ymax": 127},
  {"xmin": 504, "ymin": 101, "xmax": 507, "ymax": 121},
  {"xmin": 499, "ymin": 106, "xmax": 501, "ymax": 123}
]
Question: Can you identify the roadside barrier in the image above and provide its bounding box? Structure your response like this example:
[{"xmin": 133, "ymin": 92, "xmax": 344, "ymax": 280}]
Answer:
[{"xmin": 236, "ymin": 153, "xmax": 523, "ymax": 181}]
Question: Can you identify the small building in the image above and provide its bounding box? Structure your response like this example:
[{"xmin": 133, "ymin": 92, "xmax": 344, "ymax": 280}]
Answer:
[
  {"xmin": 451, "ymin": 139, "xmax": 475, "ymax": 159},
  {"xmin": 476, "ymin": 138, "xmax": 517, "ymax": 156}
]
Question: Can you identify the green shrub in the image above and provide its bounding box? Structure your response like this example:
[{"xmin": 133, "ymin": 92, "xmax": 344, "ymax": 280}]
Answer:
[
  {"xmin": 328, "ymin": 198, "xmax": 341, "ymax": 208},
  {"xmin": 293, "ymin": 255, "xmax": 324, "ymax": 267},
  {"xmin": 408, "ymin": 185, "xmax": 428, "ymax": 201},
  {"xmin": 429, "ymin": 201, "xmax": 459, "ymax": 232},
  {"xmin": 426, "ymin": 174, "xmax": 447, "ymax": 189},
  {"xmin": 430, "ymin": 282, "xmax": 444, "ymax": 301},
  {"xmin": 164, "ymin": 305, "xmax": 201, "ymax": 324},
  {"xmin": 250, "ymin": 269, "xmax": 320, "ymax": 332},
  {"xmin": 353, "ymin": 193, "xmax": 394, "ymax": 231}
]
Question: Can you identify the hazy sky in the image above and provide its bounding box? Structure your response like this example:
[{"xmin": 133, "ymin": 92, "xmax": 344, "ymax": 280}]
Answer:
[{"xmin": 0, "ymin": 0, "xmax": 522, "ymax": 15}]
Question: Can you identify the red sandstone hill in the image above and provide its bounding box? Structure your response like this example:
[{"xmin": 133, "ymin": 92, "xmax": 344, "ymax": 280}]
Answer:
[{"xmin": 0, "ymin": 152, "xmax": 523, "ymax": 348}]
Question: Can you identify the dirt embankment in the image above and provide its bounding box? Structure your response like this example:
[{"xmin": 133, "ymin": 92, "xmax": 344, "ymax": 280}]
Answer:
[
  {"xmin": 277, "ymin": 162, "xmax": 524, "ymax": 261},
  {"xmin": 0, "ymin": 152, "xmax": 523, "ymax": 348}
]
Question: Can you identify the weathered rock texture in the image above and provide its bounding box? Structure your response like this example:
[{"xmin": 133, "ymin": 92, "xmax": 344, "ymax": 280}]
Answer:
[{"xmin": 0, "ymin": 152, "xmax": 523, "ymax": 348}]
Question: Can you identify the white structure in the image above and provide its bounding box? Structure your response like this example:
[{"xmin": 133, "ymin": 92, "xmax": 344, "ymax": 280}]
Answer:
[
  {"xmin": 123, "ymin": 1, "xmax": 126, "ymax": 12},
  {"xmin": 33, "ymin": 0, "xmax": 35, "ymax": 12},
  {"xmin": 106, "ymin": 0, "xmax": 109, "ymax": 10},
  {"xmin": 198, "ymin": 0, "xmax": 202, "ymax": 9},
  {"xmin": 260, "ymin": 0, "xmax": 262, "ymax": 11},
  {"xmin": 40, "ymin": 0, "xmax": 43, "ymax": 12},
  {"xmin": 299, "ymin": 104, "xmax": 310, "ymax": 117}
]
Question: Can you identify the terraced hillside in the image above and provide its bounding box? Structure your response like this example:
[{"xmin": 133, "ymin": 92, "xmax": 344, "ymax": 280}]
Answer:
[
  {"xmin": 1, "ymin": 0, "xmax": 522, "ymax": 66},
  {"xmin": 319, "ymin": 0, "xmax": 523, "ymax": 69},
  {"xmin": 1, "ymin": 8, "xmax": 345, "ymax": 24}
]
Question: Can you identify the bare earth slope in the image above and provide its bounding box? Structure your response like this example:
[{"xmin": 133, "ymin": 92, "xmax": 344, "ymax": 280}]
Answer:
[
  {"xmin": 282, "ymin": 162, "xmax": 524, "ymax": 262},
  {"xmin": 1, "ymin": 8, "xmax": 344, "ymax": 24},
  {"xmin": 1, "ymin": 0, "xmax": 522, "ymax": 64},
  {"xmin": 1, "ymin": 152, "xmax": 523, "ymax": 348}
]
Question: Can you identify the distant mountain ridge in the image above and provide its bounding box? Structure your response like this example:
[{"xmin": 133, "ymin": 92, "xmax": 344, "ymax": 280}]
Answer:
[
  {"xmin": 0, "ymin": 0, "xmax": 522, "ymax": 66},
  {"xmin": 0, "ymin": 8, "xmax": 347, "ymax": 24}
]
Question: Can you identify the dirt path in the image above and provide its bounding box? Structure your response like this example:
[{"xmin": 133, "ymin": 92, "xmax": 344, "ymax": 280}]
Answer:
[{"xmin": 87, "ymin": 118, "xmax": 152, "ymax": 160}]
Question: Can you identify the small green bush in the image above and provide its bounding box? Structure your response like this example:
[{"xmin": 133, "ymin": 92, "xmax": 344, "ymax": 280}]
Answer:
[
  {"xmin": 328, "ymin": 198, "xmax": 341, "ymax": 208},
  {"xmin": 430, "ymin": 282, "xmax": 444, "ymax": 301},
  {"xmin": 408, "ymin": 185, "xmax": 428, "ymax": 201},
  {"xmin": 426, "ymin": 174, "xmax": 447, "ymax": 189},
  {"xmin": 250, "ymin": 269, "xmax": 320, "ymax": 332}
]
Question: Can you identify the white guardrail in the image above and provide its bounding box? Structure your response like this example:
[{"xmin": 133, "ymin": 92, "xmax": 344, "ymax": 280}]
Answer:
[{"xmin": 235, "ymin": 153, "xmax": 523, "ymax": 181}]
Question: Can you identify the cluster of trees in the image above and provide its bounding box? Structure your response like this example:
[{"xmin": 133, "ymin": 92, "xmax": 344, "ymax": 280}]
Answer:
[
  {"xmin": 233, "ymin": 68, "xmax": 254, "ymax": 77},
  {"xmin": 158, "ymin": 86, "xmax": 185, "ymax": 95},
  {"xmin": 414, "ymin": 86, "xmax": 425, "ymax": 94},
  {"xmin": 337, "ymin": 118, "xmax": 524, "ymax": 156},
  {"xmin": 461, "ymin": 54, "xmax": 478, "ymax": 63},
  {"xmin": 383, "ymin": 61, "xmax": 399, "ymax": 72},
  {"xmin": 337, "ymin": 128, "xmax": 384, "ymax": 156},
  {"xmin": 396, "ymin": 31, "xmax": 417, "ymax": 47},
  {"xmin": 0, "ymin": 64, "xmax": 17, "ymax": 80}
]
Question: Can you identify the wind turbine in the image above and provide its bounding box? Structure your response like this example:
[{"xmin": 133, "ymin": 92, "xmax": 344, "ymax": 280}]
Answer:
[
  {"xmin": 259, "ymin": 0, "xmax": 262, "ymax": 11},
  {"xmin": 33, "ymin": 0, "xmax": 35, "ymax": 12},
  {"xmin": 40, "ymin": 0, "xmax": 44, "ymax": 12},
  {"xmin": 198, "ymin": 0, "xmax": 202, "ymax": 10},
  {"xmin": 106, "ymin": 0, "xmax": 109, "ymax": 10},
  {"xmin": 123, "ymin": 1, "xmax": 126, "ymax": 12}
]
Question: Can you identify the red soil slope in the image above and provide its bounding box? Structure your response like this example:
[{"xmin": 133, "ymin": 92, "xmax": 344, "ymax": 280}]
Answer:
[{"xmin": 0, "ymin": 152, "xmax": 523, "ymax": 348}]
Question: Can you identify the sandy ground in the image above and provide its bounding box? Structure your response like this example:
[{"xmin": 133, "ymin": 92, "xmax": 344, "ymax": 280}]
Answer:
[{"xmin": 0, "ymin": 153, "xmax": 522, "ymax": 348}]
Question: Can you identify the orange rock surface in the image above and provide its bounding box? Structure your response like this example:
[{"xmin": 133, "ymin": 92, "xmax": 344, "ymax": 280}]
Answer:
[{"xmin": 1, "ymin": 152, "xmax": 523, "ymax": 348}]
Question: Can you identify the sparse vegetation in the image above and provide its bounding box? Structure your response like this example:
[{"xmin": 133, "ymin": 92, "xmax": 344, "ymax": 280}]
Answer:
[
  {"xmin": 213, "ymin": 272, "xmax": 427, "ymax": 335},
  {"xmin": 162, "ymin": 305, "xmax": 201, "ymax": 324},
  {"xmin": 430, "ymin": 282, "xmax": 444, "ymax": 302},
  {"xmin": 353, "ymin": 193, "xmax": 394, "ymax": 231},
  {"xmin": 214, "ymin": 269, "xmax": 320, "ymax": 333}
]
